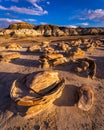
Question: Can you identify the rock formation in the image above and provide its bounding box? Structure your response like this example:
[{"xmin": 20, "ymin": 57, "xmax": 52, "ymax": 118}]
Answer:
[
  {"xmin": 10, "ymin": 71, "xmax": 65, "ymax": 115},
  {"xmin": 77, "ymin": 85, "xmax": 94, "ymax": 111},
  {"xmin": 27, "ymin": 45, "xmax": 41, "ymax": 52},
  {"xmin": 6, "ymin": 43, "xmax": 22, "ymax": 50},
  {"xmin": 73, "ymin": 58, "xmax": 96, "ymax": 79},
  {"xmin": 0, "ymin": 22, "xmax": 104, "ymax": 37},
  {"xmin": 0, "ymin": 52, "xmax": 20, "ymax": 62}
]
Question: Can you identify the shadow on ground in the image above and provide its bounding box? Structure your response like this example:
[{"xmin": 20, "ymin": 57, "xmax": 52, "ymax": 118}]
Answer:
[
  {"xmin": 0, "ymin": 71, "xmax": 43, "ymax": 115},
  {"xmin": 11, "ymin": 58, "xmax": 40, "ymax": 67},
  {"xmin": 0, "ymin": 72, "xmax": 25, "ymax": 112},
  {"xmin": 53, "ymin": 85, "xmax": 79, "ymax": 106},
  {"xmin": 89, "ymin": 56, "xmax": 104, "ymax": 79}
]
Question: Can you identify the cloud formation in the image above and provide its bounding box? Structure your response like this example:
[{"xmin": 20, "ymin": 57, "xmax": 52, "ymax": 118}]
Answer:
[
  {"xmin": 0, "ymin": 5, "xmax": 48, "ymax": 15},
  {"xmin": 0, "ymin": 18, "xmax": 22, "ymax": 22},
  {"xmin": 47, "ymin": 1, "xmax": 50, "ymax": 5},
  {"xmin": 0, "ymin": 18, "xmax": 22, "ymax": 28},
  {"xmin": 0, "ymin": 0, "xmax": 48, "ymax": 15},
  {"xmin": 78, "ymin": 22, "xmax": 89, "ymax": 26},
  {"xmin": 67, "ymin": 25, "xmax": 77, "ymax": 28},
  {"xmin": 40, "ymin": 22, "xmax": 47, "ymax": 25},
  {"xmin": 79, "ymin": 9, "xmax": 104, "ymax": 21},
  {"xmin": 0, "ymin": 18, "xmax": 37, "ymax": 23},
  {"xmin": 24, "ymin": 18, "xmax": 37, "ymax": 22}
]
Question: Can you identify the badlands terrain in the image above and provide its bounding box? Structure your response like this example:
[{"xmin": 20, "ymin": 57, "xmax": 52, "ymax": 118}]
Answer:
[{"xmin": 0, "ymin": 22, "xmax": 104, "ymax": 130}]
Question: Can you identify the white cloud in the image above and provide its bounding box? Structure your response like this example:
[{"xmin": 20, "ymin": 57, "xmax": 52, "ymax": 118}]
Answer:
[
  {"xmin": 67, "ymin": 25, "xmax": 77, "ymax": 28},
  {"xmin": 0, "ymin": 5, "xmax": 48, "ymax": 15},
  {"xmin": 47, "ymin": 1, "xmax": 50, "ymax": 5},
  {"xmin": 26, "ymin": 0, "xmax": 48, "ymax": 14},
  {"xmin": 0, "ymin": 5, "xmax": 7, "ymax": 10},
  {"xmin": 79, "ymin": 22, "xmax": 89, "ymax": 26},
  {"xmin": 24, "ymin": 18, "xmax": 37, "ymax": 22},
  {"xmin": 0, "ymin": 18, "xmax": 22, "ymax": 28},
  {"xmin": 0, "ymin": 0, "xmax": 48, "ymax": 16},
  {"xmin": 0, "ymin": 18, "xmax": 22, "ymax": 22},
  {"xmin": 40, "ymin": 22, "xmax": 47, "ymax": 25},
  {"xmin": 79, "ymin": 9, "xmax": 104, "ymax": 21}
]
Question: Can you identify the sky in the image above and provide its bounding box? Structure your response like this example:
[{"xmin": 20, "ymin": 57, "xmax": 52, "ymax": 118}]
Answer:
[{"xmin": 0, "ymin": 0, "xmax": 104, "ymax": 28}]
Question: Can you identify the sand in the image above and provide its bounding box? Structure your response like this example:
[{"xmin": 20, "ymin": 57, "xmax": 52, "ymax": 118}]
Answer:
[{"xmin": 0, "ymin": 36, "xmax": 104, "ymax": 130}]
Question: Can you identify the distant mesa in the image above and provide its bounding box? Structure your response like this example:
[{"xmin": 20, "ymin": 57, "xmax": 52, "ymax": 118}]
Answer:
[
  {"xmin": 0, "ymin": 22, "xmax": 104, "ymax": 37},
  {"xmin": 8, "ymin": 22, "xmax": 35, "ymax": 29}
]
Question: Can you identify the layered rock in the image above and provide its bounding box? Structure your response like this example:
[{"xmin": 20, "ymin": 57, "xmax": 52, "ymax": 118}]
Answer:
[
  {"xmin": 78, "ymin": 85, "xmax": 94, "ymax": 111},
  {"xmin": 10, "ymin": 71, "xmax": 65, "ymax": 115},
  {"xmin": 6, "ymin": 43, "xmax": 22, "ymax": 50},
  {"xmin": 8, "ymin": 22, "xmax": 34, "ymax": 29},
  {"xmin": 73, "ymin": 58, "xmax": 96, "ymax": 79},
  {"xmin": 0, "ymin": 52, "xmax": 20, "ymax": 62},
  {"xmin": 0, "ymin": 22, "xmax": 104, "ymax": 37}
]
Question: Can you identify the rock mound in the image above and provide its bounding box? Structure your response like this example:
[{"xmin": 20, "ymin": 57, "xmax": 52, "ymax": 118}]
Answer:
[
  {"xmin": 78, "ymin": 85, "xmax": 94, "ymax": 111},
  {"xmin": 10, "ymin": 71, "xmax": 65, "ymax": 115},
  {"xmin": 0, "ymin": 52, "xmax": 20, "ymax": 62},
  {"xmin": 8, "ymin": 22, "xmax": 35, "ymax": 29}
]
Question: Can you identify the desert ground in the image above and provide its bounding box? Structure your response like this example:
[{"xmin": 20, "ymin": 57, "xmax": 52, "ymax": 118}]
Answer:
[{"xmin": 0, "ymin": 36, "xmax": 104, "ymax": 130}]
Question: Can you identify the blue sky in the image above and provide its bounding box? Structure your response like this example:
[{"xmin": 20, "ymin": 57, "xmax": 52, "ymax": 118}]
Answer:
[{"xmin": 0, "ymin": 0, "xmax": 104, "ymax": 28}]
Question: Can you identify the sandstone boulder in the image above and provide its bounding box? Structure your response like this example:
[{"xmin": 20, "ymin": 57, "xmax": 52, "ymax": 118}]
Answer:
[
  {"xmin": 71, "ymin": 48, "xmax": 85, "ymax": 59},
  {"xmin": 78, "ymin": 85, "xmax": 94, "ymax": 111},
  {"xmin": 74, "ymin": 58, "xmax": 96, "ymax": 79},
  {"xmin": 10, "ymin": 71, "xmax": 65, "ymax": 115},
  {"xmin": 0, "ymin": 52, "xmax": 20, "ymax": 62},
  {"xmin": 53, "ymin": 57, "xmax": 67, "ymax": 66},
  {"xmin": 6, "ymin": 43, "xmax": 22, "ymax": 50},
  {"xmin": 27, "ymin": 45, "xmax": 41, "ymax": 52}
]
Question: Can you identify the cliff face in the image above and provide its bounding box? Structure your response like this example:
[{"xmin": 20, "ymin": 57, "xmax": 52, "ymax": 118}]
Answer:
[{"xmin": 1, "ymin": 22, "xmax": 104, "ymax": 37}]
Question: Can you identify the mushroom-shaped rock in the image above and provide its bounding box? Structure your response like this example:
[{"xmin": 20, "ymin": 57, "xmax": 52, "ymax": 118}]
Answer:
[
  {"xmin": 0, "ymin": 52, "xmax": 20, "ymax": 62},
  {"xmin": 10, "ymin": 71, "xmax": 65, "ymax": 115},
  {"xmin": 78, "ymin": 85, "xmax": 94, "ymax": 111}
]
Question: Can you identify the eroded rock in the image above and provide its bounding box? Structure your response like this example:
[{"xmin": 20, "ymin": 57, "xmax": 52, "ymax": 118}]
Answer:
[
  {"xmin": 6, "ymin": 43, "xmax": 22, "ymax": 50},
  {"xmin": 0, "ymin": 52, "xmax": 20, "ymax": 62},
  {"xmin": 71, "ymin": 48, "xmax": 85, "ymax": 59},
  {"xmin": 74, "ymin": 58, "xmax": 96, "ymax": 79},
  {"xmin": 39, "ymin": 53, "xmax": 67, "ymax": 67},
  {"xmin": 27, "ymin": 45, "xmax": 41, "ymax": 52},
  {"xmin": 78, "ymin": 85, "xmax": 94, "ymax": 111},
  {"xmin": 10, "ymin": 71, "xmax": 65, "ymax": 115},
  {"xmin": 53, "ymin": 57, "xmax": 67, "ymax": 66}
]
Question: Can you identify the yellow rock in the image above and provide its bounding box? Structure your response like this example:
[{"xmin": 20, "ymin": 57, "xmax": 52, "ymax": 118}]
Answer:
[
  {"xmin": 0, "ymin": 52, "xmax": 20, "ymax": 62},
  {"xmin": 6, "ymin": 43, "xmax": 22, "ymax": 50},
  {"xmin": 53, "ymin": 57, "xmax": 67, "ymax": 66},
  {"xmin": 27, "ymin": 45, "xmax": 41, "ymax": 52}
]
